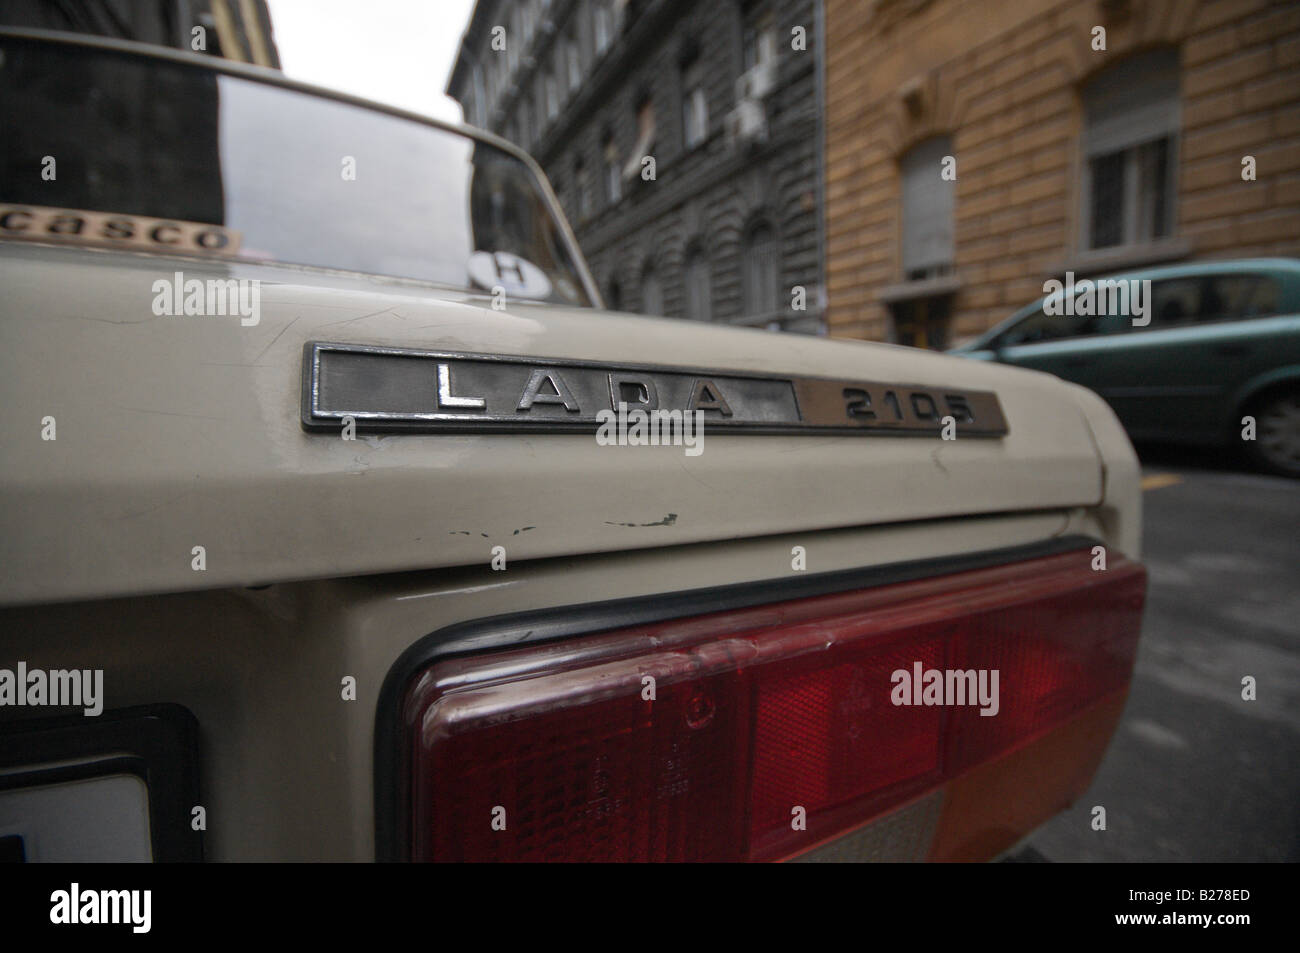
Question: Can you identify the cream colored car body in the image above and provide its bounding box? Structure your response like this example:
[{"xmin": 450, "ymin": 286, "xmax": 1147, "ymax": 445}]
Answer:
[{"xmin": 0, "ymin": 43, "xmax": 1141, "ymax": 860}]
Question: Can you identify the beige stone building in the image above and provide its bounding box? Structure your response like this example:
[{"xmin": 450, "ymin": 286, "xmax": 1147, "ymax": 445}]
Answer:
[{"xmin": 823, "ymin": 0, "xmax": 1300, "ymax": 346}]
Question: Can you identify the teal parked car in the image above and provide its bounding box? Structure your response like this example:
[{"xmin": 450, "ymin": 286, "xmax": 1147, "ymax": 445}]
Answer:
[{"xmin": 949, "ymin": 258, "xmax": 1300, "ymax": 477}]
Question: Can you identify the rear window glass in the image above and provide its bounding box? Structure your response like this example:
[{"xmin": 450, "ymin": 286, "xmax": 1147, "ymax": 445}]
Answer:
[{"xmin": 0, "ymin": 35, "xmax": 593, "ymax": 306}]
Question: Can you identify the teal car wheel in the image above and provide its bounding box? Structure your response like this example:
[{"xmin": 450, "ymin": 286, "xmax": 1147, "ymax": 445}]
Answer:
[{"xmin": 1247, "ymin": 389, "xmax": 1300, "ymax": 478}]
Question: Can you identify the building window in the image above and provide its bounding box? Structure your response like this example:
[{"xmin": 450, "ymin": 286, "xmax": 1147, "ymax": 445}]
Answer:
[
  {"xmin": 521, "ymin": 1, "xmax": 535, "ymax": 44},
  {"xmin": 574, "ymin": 156, "xmax": 592, "ymax": 220},
  {"xmin": 486, "ymin": 58, "xmax": 500, "ymax": 113},
  {"xmin": 684, "ymin": 246, "xmax": 712, "ymax": 321},
  {"xmin": 900, "ymin": 136, "xmax": 954, "ymax": 281},
  {"xmin": 1082, "ymin": 49, "xmax": 1179, "ymax": 251},
  {"xmin": 742, "ymin": 4, "xmax": 776, "ymax": 71},
  {"xmin": 534, "ymin": 81, "xmax": 547, "ymax": 140},
  {"xmin": 743, "ymin": 223, "xmax": 780, "ymax": 318},
  {"xmin": 546, "ymin": 70, "xmax": 559, "ymax": 121},
  {"xmin": 594, "ymin": 1, "xmax": 613, "ymax": 55},
  {"xmin": 566, "ymin": 37, "xmax": 582, "ymax": 91},
  {"xmin": 682, "ymin": 59, "xmax": 708, "ymax": 150},
  {"xmin": 603, "ymin": 135, "xmax": 622, "ymax": 204},
  {"xmin": 623, "ymin": 97, "xmax": 656, "ymax": 182},
  {"xmin": 518, "ymin": 100, "xmax": 532, "ymax": 150},
  {"xmin": 894, "ymin": 136, "xmax": 956, "ymax": 348},
  {"xmin": 641, "ymin": 263, "xmax": 663, "ymax": 315},
  {"xmin": 507, "ymin": 9, "xmax": 520, "ymax": 72},
  {"xmin": 469, "ymin": 64, "xmax": 486, "ymax": 127},
  {"xmin": 498, "ymin": 55, "xmax": 510, "ymax": 104}
]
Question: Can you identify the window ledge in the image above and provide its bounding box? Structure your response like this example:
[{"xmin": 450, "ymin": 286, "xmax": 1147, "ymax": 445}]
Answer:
[
  {"xmin": 1052, "ymin": 238, "xmax": 1192, "ymax": 277},
  {"xmin": 876, "ymin": 274, "xmax": 962, "ymax": 304}
]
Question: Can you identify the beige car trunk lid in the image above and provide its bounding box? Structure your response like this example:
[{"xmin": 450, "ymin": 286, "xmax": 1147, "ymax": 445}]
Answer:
[{"xmin": 0, "ymin": 247, "xmax": 1104, "ymax": 604}]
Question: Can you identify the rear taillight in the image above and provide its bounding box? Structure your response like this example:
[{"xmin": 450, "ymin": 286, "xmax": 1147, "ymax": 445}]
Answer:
[{"xmin": 399, "ymin": 549, "xmax": 1146, "ymax": 861}]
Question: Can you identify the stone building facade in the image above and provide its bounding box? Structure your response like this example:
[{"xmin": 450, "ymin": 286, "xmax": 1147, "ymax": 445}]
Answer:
[
  {"xmin": 823, "ymin": 0, "xmax": 1300, "ymax": 346},
  {"xmin": 0, "ymin": 0, "xmax": 280, "ymax": 67},
  {"xmin": 449, "ymin": 0, "xmax": 826, "ymax": 333}
]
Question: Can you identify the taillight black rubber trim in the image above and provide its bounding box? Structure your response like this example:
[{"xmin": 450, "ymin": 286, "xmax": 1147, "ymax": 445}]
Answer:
[{"xmin": 374, "ymin": 532, "xmax": 1105, "ymax": 861}]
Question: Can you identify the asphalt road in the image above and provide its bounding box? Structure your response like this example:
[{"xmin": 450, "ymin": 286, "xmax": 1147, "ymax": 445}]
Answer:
[{"xmin": 1023, "ymin": 448, "xmax": 1300, "ymax": 862}]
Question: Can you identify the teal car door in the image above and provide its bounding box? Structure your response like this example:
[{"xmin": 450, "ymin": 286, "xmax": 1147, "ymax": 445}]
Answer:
[
  {"xmin": 984, "ymin": 302, "xmax": 1124, "ymax": 395},
  {"xmin": 1092, "ymin": 272, "xmax": 1296, "ymax": 444}
]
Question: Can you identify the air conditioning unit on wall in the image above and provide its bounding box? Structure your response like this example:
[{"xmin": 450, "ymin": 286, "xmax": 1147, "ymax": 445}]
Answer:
[
  {"xmin": 726, "ymin": 98, "xmax": 768, "ymax": 148},
  {"xmin": 735, "ymin": 60, "xmax": 777, "ymax": 102}
]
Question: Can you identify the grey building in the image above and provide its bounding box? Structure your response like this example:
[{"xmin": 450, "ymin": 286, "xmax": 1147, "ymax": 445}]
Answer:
[
  {"xmin": 0, "ymin": 0, "xmax": 280, "ymax": 68},
  {"xmin": 448, "ymin": 0, "xmax": 825, "ymax": 334}
]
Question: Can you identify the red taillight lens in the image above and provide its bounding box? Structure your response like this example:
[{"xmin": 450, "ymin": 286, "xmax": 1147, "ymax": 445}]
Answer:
[{"xmin": 401, "ymin": 549, "xmax": 1146, "ymax": 861}]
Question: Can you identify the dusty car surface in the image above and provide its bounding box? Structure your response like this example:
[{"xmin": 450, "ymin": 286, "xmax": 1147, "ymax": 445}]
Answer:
[{"xmin": 0, "ymin": 30, "xmax": 1147, "ymax": 862}]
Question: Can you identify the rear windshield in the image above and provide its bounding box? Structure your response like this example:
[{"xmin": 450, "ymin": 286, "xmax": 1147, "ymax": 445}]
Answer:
[{"xmin": 0, "ymin": 35, "xmax": 593, "ymax": 306}]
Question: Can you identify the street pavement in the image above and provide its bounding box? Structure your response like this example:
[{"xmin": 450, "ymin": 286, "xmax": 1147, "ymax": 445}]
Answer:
[{"xmin": 1024, "ymin": 448, "xmax": 1300, "ymax": 861}]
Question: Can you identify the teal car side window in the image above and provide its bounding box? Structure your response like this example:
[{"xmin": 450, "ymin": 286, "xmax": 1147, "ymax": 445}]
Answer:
[
  {"xmin": 1202, "ymin": 274, "xmax": 1281, "ymax": 321},
  {"xmin": 1136, "ymin": 273, "xmax": 1283, "ymax": 332},
  {"xmin": 994, "ymin": 303, "xmax": 1119, "ymax": 347},
  {"xmin": 1146, "ymin": 277, "xmax": 1204, "ymax": 329}
]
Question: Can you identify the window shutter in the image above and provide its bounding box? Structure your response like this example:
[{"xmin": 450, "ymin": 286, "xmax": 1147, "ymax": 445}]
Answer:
[
  {"xmin": 1084, "ymin": 49, "xmax": 1180, "ymax": 156},
  {"xmin": 901, "ymin": 137, "xmax": 954, "ymax": 275}
]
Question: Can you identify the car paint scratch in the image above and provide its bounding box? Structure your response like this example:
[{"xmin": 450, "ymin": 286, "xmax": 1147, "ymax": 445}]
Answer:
[{"xmin": 604, "ymin": 513, "xmax": 678, "ymax": 527}]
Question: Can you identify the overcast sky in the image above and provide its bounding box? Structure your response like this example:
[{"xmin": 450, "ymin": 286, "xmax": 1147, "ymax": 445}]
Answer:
[{"xmin": 265, "ymin": 0, "xmax": 478, "ymax": 123}]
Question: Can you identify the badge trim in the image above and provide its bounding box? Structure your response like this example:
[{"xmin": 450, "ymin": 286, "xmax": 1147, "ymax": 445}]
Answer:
[{"xmin": 301, "ymin": 341, "xmax": 1009, "ymax": 437}]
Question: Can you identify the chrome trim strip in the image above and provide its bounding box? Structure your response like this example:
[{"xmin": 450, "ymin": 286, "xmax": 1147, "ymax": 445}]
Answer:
[{"xmin": 301, "ymin": 341, "xmax": 1010, "ymax": 437}]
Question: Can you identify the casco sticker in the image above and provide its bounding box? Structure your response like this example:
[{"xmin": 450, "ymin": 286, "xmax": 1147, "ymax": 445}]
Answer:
[
  {"xmin": 0, "ymin": 204, "xmax": 241, "ymax": 257},
  {"xmin": 467, "ymin": 250, "xmax": 552, "ymax": 300}
]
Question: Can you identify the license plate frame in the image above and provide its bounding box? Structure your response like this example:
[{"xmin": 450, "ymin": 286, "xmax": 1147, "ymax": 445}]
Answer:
[{"xmin": 0, "ymin": 704, "xmax": 202, "ymax": 862}]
